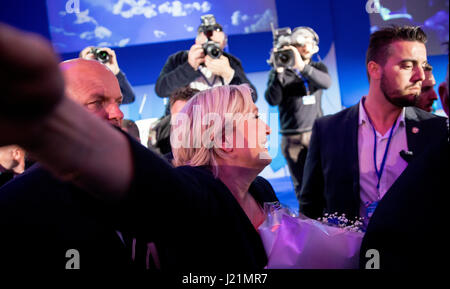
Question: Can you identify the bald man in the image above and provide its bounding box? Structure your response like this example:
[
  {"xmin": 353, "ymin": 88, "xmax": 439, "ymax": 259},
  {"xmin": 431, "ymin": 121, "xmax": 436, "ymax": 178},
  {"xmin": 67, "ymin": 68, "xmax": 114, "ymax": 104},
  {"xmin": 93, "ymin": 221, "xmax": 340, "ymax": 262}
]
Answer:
[
  {"xmin": 0, "ymin": 145, "xmax": 26, "ymax": 187},
  {"xmin": 0, "ymin": 145, "xmax": 26, "ymax": 175},
  {"xmin": 0, "ymin": 57, "xmax": 129, "ymax": 271},
  {"xmin": 60, "ymin": 59, "xmax": 124, "ymax": 127}
]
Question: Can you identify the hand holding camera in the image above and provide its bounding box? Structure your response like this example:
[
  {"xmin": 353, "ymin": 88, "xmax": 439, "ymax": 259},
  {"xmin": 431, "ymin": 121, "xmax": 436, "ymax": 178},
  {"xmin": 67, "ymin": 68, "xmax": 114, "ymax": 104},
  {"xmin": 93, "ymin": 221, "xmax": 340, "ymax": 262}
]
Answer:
[
  {"xmin": 288, "ymin": 45, "xmax": 306, "ymax": 71},
  {"xmin": 79, "ymin": 46, "xmax": 120, "ymax": 75},
  {"xmin": 269, "ymin": 24, "xmax": 318, "ymax": 72},
  {"xmin": 188, "ymin": 43, "xmax": 205, "ymax": 70},
  {"xmin": 204, "ymin": 55, "xmax": 234, "ymax": 82},
  {"xmin": 269, "ymin": 26, "xmax": 295, "ymax": 70},
  {"xmin": 198, "ymin": 14, "xmax": 224, "ymax": 59}
]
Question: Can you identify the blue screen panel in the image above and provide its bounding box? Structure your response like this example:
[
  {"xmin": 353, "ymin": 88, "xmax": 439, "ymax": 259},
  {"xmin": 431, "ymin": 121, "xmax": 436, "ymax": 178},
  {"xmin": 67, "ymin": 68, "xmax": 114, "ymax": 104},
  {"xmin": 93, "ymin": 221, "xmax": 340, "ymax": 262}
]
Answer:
[
  {"xmin": 46, "ymin": 0, "xmax": 278, "ymax": 53},
  {"xmin": 369, "ymin": 0, "xmax": 449, "ymax": 55}
]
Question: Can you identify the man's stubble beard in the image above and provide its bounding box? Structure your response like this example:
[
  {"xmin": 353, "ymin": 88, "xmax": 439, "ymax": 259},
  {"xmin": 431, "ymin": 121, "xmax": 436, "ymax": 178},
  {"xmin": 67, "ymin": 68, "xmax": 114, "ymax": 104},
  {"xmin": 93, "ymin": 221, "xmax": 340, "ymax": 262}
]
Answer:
[{"xmin": 380, "ymin": 72, "xmax": 419, "ymax": 108}]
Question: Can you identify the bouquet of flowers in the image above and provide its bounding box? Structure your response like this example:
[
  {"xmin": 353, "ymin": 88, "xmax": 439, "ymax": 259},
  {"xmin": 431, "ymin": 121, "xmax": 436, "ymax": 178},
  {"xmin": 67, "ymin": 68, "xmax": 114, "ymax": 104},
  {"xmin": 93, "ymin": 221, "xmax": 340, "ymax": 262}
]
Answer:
[{"xmin": 258, "ymin": 202, "xmax": 365, "ymax": 269}]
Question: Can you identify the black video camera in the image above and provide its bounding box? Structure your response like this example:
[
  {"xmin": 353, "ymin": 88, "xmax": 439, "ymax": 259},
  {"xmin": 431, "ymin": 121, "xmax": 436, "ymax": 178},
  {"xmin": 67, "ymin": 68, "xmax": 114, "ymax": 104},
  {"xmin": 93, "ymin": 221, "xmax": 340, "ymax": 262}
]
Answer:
[
  {"xmin": 270, "ymin": 25, "xmax": 295, "ymax": 69},
  {"xmin": 199, "ymin": 14, "xmax": 223, "ymax": 59},
  {"xmin": 90, "ymin": 47, "xmax": 110, "ymax": 64}
]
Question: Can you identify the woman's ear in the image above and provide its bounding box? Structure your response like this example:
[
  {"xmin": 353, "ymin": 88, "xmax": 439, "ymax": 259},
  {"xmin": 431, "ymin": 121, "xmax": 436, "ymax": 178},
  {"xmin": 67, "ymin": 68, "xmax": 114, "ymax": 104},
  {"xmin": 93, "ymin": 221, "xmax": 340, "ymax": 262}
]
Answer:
[
  {"xmin": 220, "ymin": 147, "xmax": 233, "ymax": 153},
  {"xmin": 219, "ymin": 140, "xmax": 233, "ymax": 153}
]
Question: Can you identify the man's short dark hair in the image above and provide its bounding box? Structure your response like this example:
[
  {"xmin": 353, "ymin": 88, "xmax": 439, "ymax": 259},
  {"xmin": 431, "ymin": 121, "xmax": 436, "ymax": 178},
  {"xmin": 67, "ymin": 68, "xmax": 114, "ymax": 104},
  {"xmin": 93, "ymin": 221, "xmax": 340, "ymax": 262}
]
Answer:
[
  {"xmin": 169, "ymin": 87, "xmax": 200, "ymax": 108},
  {"xmin": 366, "ymin": 26, "xmax": 428, "ymax": 80}
]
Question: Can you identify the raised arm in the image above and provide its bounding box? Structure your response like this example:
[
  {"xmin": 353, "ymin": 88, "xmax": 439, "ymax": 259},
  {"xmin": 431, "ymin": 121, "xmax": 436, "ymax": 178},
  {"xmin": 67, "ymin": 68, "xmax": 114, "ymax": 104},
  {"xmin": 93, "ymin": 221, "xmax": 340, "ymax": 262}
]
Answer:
[
  {"xmin": 154, "ymin": 50, "xmax": 200, "ymax": 98},
  {"xmin": 116, "ymin": 70, "xmax": 136, "ymax": 104},
  {"xmin": 302, "ymin": 62, "xmax": 332, "ymax": 90}
]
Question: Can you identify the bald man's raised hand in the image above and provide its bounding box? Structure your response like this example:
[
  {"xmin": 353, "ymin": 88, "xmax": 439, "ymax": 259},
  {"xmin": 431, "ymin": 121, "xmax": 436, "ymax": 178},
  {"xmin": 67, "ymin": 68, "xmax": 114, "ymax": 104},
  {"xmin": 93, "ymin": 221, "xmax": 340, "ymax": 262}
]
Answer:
[
  {"xmin": 0, "ymin": 24, "xmax": 64, "ymax": 119},
  {"xmin": 0, "ymin": 23, "xmax": 64, "ymax": 145}
]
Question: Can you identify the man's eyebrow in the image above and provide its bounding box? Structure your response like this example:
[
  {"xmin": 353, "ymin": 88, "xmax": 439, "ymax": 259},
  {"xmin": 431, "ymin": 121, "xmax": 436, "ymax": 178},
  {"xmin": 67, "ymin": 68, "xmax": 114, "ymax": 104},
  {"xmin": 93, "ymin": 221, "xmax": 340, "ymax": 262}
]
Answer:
[
  {"xmin": 86, "ymin": 93, "xmax": 105, "ymax": 101},
  {"xmin": 399, "ymin": 59, "xmax": 428, "ymax": 65},
  {"xmin": 399, "ymin": 59, "xmax": 417, "ymax": 64}
]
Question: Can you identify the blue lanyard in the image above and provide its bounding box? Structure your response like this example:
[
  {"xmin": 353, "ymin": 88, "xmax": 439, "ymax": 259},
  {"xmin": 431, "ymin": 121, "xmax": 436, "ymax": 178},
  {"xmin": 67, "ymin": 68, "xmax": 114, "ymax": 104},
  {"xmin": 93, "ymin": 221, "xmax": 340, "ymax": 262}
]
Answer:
[
  {"xmin": 297, "ymin": 71, "xmax": 310, "ymax": 95},
  {"xmin": 362, "ymin": 99, "xmax": 398, "ymax": 191},
  {"xmin": 372, "ymin": 120, "xmax": 397, "ymax": 190}
]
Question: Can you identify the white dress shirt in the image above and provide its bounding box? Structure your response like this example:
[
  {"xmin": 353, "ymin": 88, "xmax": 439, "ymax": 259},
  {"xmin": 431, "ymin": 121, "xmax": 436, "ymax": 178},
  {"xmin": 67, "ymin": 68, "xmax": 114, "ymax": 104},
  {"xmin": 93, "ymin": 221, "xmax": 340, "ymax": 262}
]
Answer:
[{"xmin": 358, "ymin": 98, "xmax": 409, "ymax": 219}]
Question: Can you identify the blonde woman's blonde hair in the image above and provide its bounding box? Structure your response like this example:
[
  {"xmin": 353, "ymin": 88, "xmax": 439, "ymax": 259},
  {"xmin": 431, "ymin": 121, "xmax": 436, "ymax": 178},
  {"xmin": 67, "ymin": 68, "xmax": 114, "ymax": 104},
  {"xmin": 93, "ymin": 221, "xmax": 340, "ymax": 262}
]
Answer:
[{"xmin": 171, "ymin": 84, "xmax": 254, "ymax": 177}]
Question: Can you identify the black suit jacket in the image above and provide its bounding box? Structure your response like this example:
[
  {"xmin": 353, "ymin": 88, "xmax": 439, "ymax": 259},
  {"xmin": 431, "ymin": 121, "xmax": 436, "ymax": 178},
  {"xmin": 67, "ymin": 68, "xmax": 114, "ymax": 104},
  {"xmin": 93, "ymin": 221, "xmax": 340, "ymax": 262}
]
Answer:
[
  {"xmin": 359, "ymin": 129, "xmax": 449, "ymax": 270},
  {"xmin": 0, "ymin": 165, "xmax": 130, "ymax": 271},
  {"xmin": 299, "ymin": 103, "xmax": 448, "ymax": 219}
]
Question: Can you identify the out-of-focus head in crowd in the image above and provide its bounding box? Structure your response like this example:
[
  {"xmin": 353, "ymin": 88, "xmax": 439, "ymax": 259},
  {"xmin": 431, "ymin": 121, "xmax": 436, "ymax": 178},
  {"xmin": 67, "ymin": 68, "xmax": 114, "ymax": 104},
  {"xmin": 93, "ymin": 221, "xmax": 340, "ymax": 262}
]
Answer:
[{"xmin": 416, "ymin": 63, "xmax": 438, "ymax": 112}]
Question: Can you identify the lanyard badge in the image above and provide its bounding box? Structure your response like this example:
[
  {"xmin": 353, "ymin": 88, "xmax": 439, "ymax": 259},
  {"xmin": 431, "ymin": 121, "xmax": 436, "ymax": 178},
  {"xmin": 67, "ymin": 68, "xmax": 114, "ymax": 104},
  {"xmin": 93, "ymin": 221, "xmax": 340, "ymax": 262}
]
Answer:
[{"xmin": 365, "ymin": 200, "xmax": 379, "ymax": 218}]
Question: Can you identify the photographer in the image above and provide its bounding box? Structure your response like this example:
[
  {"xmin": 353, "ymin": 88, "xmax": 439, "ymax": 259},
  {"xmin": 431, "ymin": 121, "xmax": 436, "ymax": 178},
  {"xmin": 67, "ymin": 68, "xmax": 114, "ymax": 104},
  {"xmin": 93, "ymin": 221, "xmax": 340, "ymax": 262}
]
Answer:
[
  {"xmin": 265, "ymin": 27, "xmax": 331, "ymax": 205},
  {"xmin": 80, "ymin": 46, "xmax": 136, "ymax": 104},
  {"xmin": 155, "ymin": 14, "xmax": 257, "ymax": 102}
]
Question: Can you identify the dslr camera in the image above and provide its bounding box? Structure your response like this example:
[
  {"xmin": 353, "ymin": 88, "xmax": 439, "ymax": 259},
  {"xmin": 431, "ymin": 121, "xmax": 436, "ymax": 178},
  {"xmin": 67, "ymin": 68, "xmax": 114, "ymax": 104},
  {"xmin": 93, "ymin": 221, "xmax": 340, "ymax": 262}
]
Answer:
[
  {"xmin": 270, "ymin": 25, "xmax": 295, "ymax": 69},
  {"xmin": 199, "ymin": 14, "xmax": 223, "ymax": 59},
  {"xmin": 90, "ymin": 47, "xmax": 111, "ymax": 64}
]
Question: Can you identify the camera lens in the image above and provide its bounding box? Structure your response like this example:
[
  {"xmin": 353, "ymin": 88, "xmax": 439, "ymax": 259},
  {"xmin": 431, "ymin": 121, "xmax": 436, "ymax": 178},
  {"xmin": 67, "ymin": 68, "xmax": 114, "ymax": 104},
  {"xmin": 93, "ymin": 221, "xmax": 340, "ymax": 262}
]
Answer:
[
  {"xmin": 209, "ymin": 47, "xmax": 221, "ymax": 58},
  {"xmin": 279, "ymin": 53, "xmax": 289, "ymax": 63},
  {"xmin": 97, "ymin": 50, "xmax": 110, "ymax": 62},
  {"xmin": 274, "ymin": 49, "xmax": 295, "ymax": 68},
  {"xmin": 203, "ymin": 41, "xmax": 222, "ymax": 59}
]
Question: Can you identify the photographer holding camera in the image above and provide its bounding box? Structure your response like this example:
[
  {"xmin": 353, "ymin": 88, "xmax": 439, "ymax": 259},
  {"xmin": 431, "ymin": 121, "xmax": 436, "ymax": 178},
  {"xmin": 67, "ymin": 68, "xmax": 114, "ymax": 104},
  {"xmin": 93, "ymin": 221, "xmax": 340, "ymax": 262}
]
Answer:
[
  {"xmin": 265, "ymin": 26, "xmax": 331, "ymax": 206},
  {"xmin": 155, "ymin": 14, "xmax": 257, "ymax": 102},
  {"xmin": 79, "ymin": 46, "xmax": 136, "ymax": 104}
]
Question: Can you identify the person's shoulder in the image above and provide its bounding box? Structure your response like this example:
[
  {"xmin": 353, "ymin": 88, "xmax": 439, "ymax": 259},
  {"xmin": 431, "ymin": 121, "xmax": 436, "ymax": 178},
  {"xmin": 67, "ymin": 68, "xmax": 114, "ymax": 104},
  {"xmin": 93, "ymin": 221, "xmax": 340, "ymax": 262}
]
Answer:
[
  {"xmin": 406, "ymin": 107, "xmax": 448, "ymax": 135},
  {"xmin": 0, "ymin": 165, "xmax": 61, "ymax": 203},
  {"xmin": 1, "ymin": 164, "xmax": 53, "ymax": 189},
  {"xmin": 168, "ymin": 50, "xmax": 189, "ymax": 61},
  {"xmin": 175, "ymin": 165, "xmax": 217, "ymax": 189},
  {"xmin": 316, "ymin": 103, "xmax": 359, "ymax": 126},
  {"xmin": 252, "ymin": 176, "xmax": 272, "ymax": 188},
  {"xmin": 224, "ymin": 52, "xmax": 242, "ymax": 65},
  {"xmin": 310, "ymin": 61, "xmax": 328, "ymax": 72},
  {"xmin": 250, "ymin": 176, "xmax": 278, "ymax": 203},
  {"xmin": 407, "ymin": 106, "xmax": 447, "ymax": 122}
]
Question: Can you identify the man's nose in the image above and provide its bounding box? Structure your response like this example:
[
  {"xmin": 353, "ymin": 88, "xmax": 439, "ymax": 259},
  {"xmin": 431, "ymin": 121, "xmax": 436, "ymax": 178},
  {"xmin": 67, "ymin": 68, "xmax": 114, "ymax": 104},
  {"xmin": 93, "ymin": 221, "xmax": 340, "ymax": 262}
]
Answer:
[
  {"xmin": 430, "ymin": 90, "xmax": 438, "ymax": 100},
  {"xmin": 413, "ymin": 66, "xmax": 426, "ymax": 82},
  {"xmin": 107, "ymin": 104, "xmax": 123, "ymax": 123}
]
